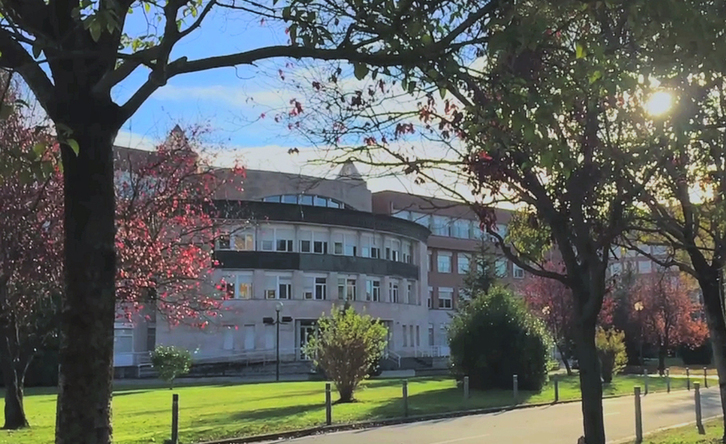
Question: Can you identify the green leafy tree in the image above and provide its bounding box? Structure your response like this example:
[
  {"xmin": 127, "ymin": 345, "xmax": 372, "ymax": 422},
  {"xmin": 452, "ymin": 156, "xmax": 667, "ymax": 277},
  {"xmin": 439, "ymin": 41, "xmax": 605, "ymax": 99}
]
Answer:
[
  {"xmin": 448, "ymin": 286, "xmax": 552, "ymax": 391},
  {"xmin": 595, "ymin": 328, "xmax": 627, "ymax": 384},
  {"xmin": 0, "ymin": 2, "xmax": 499, "ymax": 442},
  {"xmin": 150, "ymin": 346, "xmax": 192, "ymax": 390},
  {"xmin": 461, "ymin": 244, "xmax": 501, "ymax": 301},
  {"xmin": 303, "ymin": 305, "xmax": 387, "ymax": 403}
]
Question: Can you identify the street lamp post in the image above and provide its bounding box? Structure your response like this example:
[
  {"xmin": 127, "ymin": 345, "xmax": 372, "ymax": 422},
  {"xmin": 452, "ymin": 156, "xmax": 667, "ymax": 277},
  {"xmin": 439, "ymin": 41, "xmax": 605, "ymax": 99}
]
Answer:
[
  {"xmin": 275, "ymin": 301, "xmax": 283, "ymax": 382},
  {"xmin": 634, "ymin": 301, "xmax": 644, "ymax": 367}
]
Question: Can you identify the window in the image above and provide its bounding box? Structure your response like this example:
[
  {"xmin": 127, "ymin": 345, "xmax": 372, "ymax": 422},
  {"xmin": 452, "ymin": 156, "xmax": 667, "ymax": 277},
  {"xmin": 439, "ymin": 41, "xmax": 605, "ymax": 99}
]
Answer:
[
  {"xmin": 457, "ymin": 254, "xmax": 470, "ymax": 274},
  {"xmin": 263, "ymin": 195, "xmax": 281, "ymax": 203},
  {"xmin": 393, "ymin": 210, "xmax": 411, "ymax": 220},
  {"xmin": 276, "ymin": 228, "xmax": 294, "ymax": 252},
  {"xmin": 344, "ymin": 234, "xmax": 357, "ymax": 256},
  {"xmin": 314, "ymin": 196, "xmax": 327, "ymax": 207},
  {"xmin": 114, "ymin": 327, "xmax": 133, "ymax": 353},
  {"xmin": 432, "ymin": 215, "xmax": 450, "ymax": 236},
  {"xmin": 411, "ymin": 212, "xmax": 430, "ymax": 227},
  {"xmin": 416, "ymin": 325, "xmax": 420, "ymax": 347},
  {"xmin": 452, "ymin": 219, "xmax": 471, "ymax": 239},
  {"xmin": 334, "ymin": 241, "xmax": 343, "ymax": 255},
  {"xmin": 265, "ymin": 275, "xmax": 292, "ymax": 299},
  {"xmin": 236, "ymin": 274, "xmax": 253, "ymax": 299},
  {"xmin": 495, "ymin": 259, "xmax": 508, "ymax": 277},
  {"xmin": 276, "ymin": 239, "xmax": 293, "ymax": 252},
  {"xmin": 300, "ymin": 195, "xmax": 313, "ymax": 205},
  {"xmin": 304, "ymin": 276, "xmax": 326, "ymax": 300},
  {"xmin": 409, "ymin": 325, "xmax": 414, "ymax": 349},
  {"xmin": 438, "ymin": 287, "xmax": 453, "ymax": 309},
  {"xmin": 428, "ymin": 324, "xmax": 434, "ymax": 346},
  {"xmin": 221, "ymin": 275, "xmax": 235, "ymax": 299},
  {"xmin": 338, "ymin": 277, "xmax": 356, "ymax": 300},
  {"xmin": 234, "ymin": 233, "xmax": 254, "ymax": 251},
  {"xmin": 427, "ymin": 287, "xmax": 433, "ymax": 309},
  {"xmin": 260, "ymin": 228, "xmax": 274, "ymax": 251},
  {"xmin": 146, "ymin": 327, "xmax": 156, "ymax": 352},
  {"xmin": 402, "ymin": 325, "xmax": 407, "ymax": 347},
  {"xmin": 315, "ymin": 277, "xmax": 327, "ymax": 300},
  {"xmin": 366, "ymin": 280, "xmax": 381, "ymax": 302},
  {"xmin": 638, "ymin": 260, "xmax": 652, "ymax": 274},
  {"xmin": 385, "ymin": 239, "xmax": 400, "ymax": 261},
  {"xmin": 403, "ymin": 242, "xmax": 412, "ymax": 264},
  {"xmin": 407, "ymin": 283, "xmax": 413, "ymax": 304},
  {"xmin": 437, "ymin": 252, "xmax": 452, "ymax": 273},
  {"xmin": 282, "ymin": 194, "xmax": 297, "ymax": 204},
  {"xmin": 314, "ymin": 240, "xmax": 328, "ymax": 254},
  {"xmin": 513, "ymin": 264, "xmax": 525, "ymax": 279},
  {"xmin": 428, "ymin": 251, "xmax": 433, "ymax": 272},
  {"xmin": 389, "ymin": 282, "xmax": 399, "ymax": 303},
  {"xmin": 216, "ymin": 234, "xmax": 231, "ymax": 250}
]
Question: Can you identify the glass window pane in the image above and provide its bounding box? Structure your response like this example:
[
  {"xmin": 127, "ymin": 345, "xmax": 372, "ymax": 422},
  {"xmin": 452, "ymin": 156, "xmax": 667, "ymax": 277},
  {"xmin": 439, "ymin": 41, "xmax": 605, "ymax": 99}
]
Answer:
[
  {"xmin": 282, "ymin": 195, "xmax": 297, "ymax": 204},
  {"xmin": 300, "ymin": 195, "xmax": 313, "ymax": 205}
]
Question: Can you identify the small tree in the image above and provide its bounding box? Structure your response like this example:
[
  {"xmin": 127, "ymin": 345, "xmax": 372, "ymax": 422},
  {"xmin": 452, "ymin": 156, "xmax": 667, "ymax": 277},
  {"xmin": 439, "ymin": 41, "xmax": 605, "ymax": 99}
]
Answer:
[
  {"xmin": 449, "ymin": 286, "xmax": 552, "ymax": 391},
  {"xmin": 150, "ymin": 346, "xmax": 192, "ymax": 389},
  {"xmin": 303, "ymin": 305, "xmax": 387, "ymax": 403},
  {"xmin": 596, "ymin": 328, "xmax": 628, "ymax": 384}
]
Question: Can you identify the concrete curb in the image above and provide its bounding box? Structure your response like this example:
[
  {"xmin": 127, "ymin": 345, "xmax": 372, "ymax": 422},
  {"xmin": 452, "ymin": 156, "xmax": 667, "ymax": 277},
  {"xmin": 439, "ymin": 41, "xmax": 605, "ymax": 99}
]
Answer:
[{"xmin": 199, "ymin": 393, "xmax": 630, "ymax": 444}]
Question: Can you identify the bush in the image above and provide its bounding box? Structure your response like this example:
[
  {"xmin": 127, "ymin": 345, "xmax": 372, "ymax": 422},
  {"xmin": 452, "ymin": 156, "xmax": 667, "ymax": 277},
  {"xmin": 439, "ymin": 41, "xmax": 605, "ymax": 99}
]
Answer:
[
  {"xmin": 303, "ymin": 305, "xmax": 388, "ymax": 402},
  {"xmin": 448, "ymin": 286, "xmax": 552, "ymax": 391},
  {"xmin": 680, "ymin": 342, "xmax": 712, "ymax": 365},
  {"xmin": 150, "ymin": 345, "xmax": 192, "ymax": 389},
  {"xmin": 596, "ymin": 327, "xmax": 628, "ymax": 383}
]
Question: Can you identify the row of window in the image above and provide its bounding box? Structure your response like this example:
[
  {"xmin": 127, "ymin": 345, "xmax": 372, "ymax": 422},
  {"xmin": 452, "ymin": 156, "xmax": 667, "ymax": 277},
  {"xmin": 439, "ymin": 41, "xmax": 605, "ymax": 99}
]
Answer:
[
  {"xmin": 393, "ymin": 210, "xmax": 507, "ymax": 240},
  {"xmin": 216, "ymin": 228, "xmax": 414, "ymax": 264},
  {"xmin": 262, "ymin": 194, "xmax": 352, "ymax": 210},
  {"xmin": 426, "ymin": 251, "xmax": 524, "ymax": 278},
  {"xmin": 220, "ymin": 273, "xmax": 419, "ymax": 304},
  {"xmin": 610, "ymin": 259, "xmax": 667, "ymax": 276}
]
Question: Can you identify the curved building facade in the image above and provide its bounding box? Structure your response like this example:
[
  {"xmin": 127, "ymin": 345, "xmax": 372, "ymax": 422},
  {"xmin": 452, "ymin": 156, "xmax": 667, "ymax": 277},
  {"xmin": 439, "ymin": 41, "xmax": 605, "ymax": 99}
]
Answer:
[{"xmin": 152, "ymin": 165, "xmax": 431, "ymax": 363}]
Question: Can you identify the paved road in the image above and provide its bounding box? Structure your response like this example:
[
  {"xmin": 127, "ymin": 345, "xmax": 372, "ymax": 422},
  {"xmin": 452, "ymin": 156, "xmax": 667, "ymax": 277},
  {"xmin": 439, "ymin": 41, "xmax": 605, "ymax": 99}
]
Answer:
[{"xmin": 265, "ymin": 387, "xmax": 722, "ymax": 444}]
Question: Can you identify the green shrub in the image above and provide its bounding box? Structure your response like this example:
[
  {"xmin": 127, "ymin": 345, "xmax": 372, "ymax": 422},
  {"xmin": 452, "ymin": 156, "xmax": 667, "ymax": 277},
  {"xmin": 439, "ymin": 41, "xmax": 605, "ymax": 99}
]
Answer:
[
  {"xmin": 448, "ymin": 286, "xmax": 552, "ymax": 391},
  {"xmin": 596, "ymin": 327, "xmax": 628, "ymax": 383},
  {"xmin": 303, "ymin": 305, "xmax": 388, "ymax": 402},
  {"xmin": 150, "ymin": 345, "xmax": 192, "ymax": 389}
]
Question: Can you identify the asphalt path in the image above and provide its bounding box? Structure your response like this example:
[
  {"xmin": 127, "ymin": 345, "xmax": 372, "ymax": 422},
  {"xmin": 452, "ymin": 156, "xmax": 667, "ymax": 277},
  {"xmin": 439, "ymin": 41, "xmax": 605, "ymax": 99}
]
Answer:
[{"xmin": 263, "ymin": 387, "xmax": 723, "ymax": 444}]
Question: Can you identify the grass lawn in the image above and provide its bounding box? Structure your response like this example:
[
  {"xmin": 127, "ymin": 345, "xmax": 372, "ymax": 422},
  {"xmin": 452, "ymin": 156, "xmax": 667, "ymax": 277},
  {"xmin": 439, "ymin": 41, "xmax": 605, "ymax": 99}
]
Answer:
[
  {"xmin": 637, "ymin": 418, "xmax": 725, "ymax": 443},
  {"xmin": 0, "ymin": 374, "xmax": 694, "ymax": 444}
]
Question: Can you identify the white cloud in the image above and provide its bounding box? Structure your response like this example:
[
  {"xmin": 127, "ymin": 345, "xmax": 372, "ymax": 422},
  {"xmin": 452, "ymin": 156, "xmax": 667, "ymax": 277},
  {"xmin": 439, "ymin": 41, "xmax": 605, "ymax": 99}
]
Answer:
[{"xmin": 152, "ymin": 84, "xmax": 292, "ymax": 113}]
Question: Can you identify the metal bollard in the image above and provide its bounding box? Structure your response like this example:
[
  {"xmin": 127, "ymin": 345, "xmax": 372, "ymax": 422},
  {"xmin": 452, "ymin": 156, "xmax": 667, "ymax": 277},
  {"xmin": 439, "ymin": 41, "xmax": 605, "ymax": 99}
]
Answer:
[
  {"xmin": 402, "ymin": 380, "xmax": 409, "ymax": 417},
  {"xmin": 171, "ymin": 394, "xmax": 179, "ymax": 444},
  {"xmin": 554, "ymin": 377, "xmax": 559, "ymax": 403},
  {"xmin": 634, "ymin": 387, "xmax": 643, "ymax": 444},
  {"xmin": 704, "ymin": 367, "xmax": 708, "ymax": 388},
  {"xmin": 463, "ymin": 376, "xmax": 470, "ymax": 401},
  {"xmin": 687, "ymin": 367, "xmax": 691, "ymax": 391},
  {"xmin": 513, "ymin": 375, "xmax": 518, "ymax": 402},
  {"xmin": 695, "ymin": 382, "xmax": 705, "ymax": 434},
  {"xmin": 666, "ymin": 368, "xmax": 671, "ymax": 393},
  {"xmin": 644, "ymin": 369, "xmax": 649, "ymax": 395},
  {"xmin": 325, "ymin": 383, "xmax": 332, "ymax": 425}
]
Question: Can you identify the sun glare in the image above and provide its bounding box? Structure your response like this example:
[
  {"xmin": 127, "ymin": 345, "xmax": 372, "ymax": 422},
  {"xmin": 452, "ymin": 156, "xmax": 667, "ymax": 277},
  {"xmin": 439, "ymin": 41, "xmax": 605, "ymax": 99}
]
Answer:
[{"xmin": 645, "ymin": 91, "xmax": 673, "ymax": 116}]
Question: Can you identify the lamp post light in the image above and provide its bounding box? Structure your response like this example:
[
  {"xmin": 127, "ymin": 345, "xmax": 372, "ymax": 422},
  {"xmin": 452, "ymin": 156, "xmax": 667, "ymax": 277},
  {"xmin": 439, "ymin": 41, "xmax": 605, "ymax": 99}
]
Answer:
[{"xmin": 275, "ymin": 301, "xmax": 283, "ymax": 382}]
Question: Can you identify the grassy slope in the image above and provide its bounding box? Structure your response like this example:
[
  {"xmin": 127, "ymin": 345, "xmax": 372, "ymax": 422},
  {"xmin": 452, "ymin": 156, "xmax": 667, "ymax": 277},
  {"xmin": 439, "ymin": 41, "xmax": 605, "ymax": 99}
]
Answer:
[
  {"xmin": 0, "ymin": 374, "xmax": 693, "ymax": 444},
  {"xmin": 639, "ymin": 418, "xmax": 724, "ymax": 443}
]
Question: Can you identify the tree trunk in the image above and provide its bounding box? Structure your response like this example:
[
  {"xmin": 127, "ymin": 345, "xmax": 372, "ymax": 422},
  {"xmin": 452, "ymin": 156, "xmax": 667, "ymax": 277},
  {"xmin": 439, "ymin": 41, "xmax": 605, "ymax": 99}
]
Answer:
[
  {"xmin": 558, "ymin": 343, "xmax": 574, "ymax": 376},
  {"xmin": 698, "ymin": 280, "xmax": 726, "ymax": 444},
  {"xmin": 575, "ymin": 321, "xmax": 605, "ymax": 444},
  {"xmin": 55, "ymin": 113, "xmax": 119, "ymax": 444},
  {"xmin": 1, "ymin": 354, "xmax": 28, "ymax": 430},
  {"xmin": 657, "ymin": 342, "xmax": 667, "ymax": 377}
]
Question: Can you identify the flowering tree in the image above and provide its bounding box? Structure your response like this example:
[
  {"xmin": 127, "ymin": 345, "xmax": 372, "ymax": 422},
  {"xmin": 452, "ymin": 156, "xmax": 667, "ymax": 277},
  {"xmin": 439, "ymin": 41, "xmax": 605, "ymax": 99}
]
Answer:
[
  {"xmin": 115, "ymin": 126, "xmax": 244, "ymax": 328},
  {"xmin": 0, "ymin": 80, "xmax": 63, "ymax": 429},
  {"xmin": 630, "ymin": 271, "xmax": 708, "ymax": 375},
  {"xmin": 521, "ymin": 261, "xmax": 616, "ymax": 376}
]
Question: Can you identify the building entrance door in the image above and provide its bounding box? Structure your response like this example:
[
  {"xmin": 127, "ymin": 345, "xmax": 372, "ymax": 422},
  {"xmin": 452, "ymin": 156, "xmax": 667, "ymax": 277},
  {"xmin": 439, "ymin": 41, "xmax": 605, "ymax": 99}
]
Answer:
[{"xmin": 298, "ymin": 320, "xmax": 316, "ymax": 360}]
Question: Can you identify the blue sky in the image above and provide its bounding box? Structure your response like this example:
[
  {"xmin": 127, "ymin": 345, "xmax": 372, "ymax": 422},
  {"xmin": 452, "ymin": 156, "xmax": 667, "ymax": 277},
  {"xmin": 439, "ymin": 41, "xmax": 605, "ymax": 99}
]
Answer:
[
  {"xmin": 115, "ymin": 8, "xmax": 298, "ymax": 149},
  {"xmin": 108, "ymin": 7, "xmax": 470, "ymax": 199}
]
